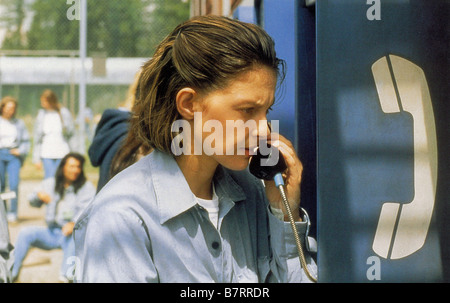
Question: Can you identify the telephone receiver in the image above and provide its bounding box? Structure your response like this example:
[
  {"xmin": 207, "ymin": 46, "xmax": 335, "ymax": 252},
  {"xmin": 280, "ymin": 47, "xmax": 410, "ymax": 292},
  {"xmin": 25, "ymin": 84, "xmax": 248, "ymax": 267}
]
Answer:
[
  {"xmin": 371, "ymin": 54, "xmax": 438, "ymax": 259},
  {"xmin": 249, "ymin": 144, "xmax": 318, "ymax": 283},
  {"xmin": 249, "ymin": 144, "xmax": 287, "ymax": 186}
]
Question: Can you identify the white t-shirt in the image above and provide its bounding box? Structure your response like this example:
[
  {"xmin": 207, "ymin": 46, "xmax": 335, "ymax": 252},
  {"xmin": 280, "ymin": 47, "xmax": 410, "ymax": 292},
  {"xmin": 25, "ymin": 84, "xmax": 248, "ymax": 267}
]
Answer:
[
  {"xmin": 0, "ymin": 117, "xmax": 18, "ymax": 149},
  {"xmin": 196, "ymin": 184, "xmax": 219, "ymax": 229},
  {"xmin": 40, "ymin": 111, "xmax": 69, "ymax": 159}
]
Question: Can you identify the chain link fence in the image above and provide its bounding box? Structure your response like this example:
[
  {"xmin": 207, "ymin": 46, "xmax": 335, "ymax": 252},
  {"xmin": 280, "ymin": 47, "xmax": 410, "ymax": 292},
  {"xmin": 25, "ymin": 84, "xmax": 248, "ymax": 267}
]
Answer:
[
  {"xmin": 0, "ymin": 0, "xmax": 190, "ymax": 154},
  {"xmin": 0, "ymin": 0, "xmax": 190, "ymax": 283}
]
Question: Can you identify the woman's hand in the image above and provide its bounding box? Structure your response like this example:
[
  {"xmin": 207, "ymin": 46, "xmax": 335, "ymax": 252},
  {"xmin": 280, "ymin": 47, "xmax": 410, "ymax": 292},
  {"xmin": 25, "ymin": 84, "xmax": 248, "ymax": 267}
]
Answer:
[
  {"xmin": 35, "ymin": 161, "xmax": 43, "ymax": 170},
  {"xmin": 263, "ymin": 134, "xmax": 303, "ymax": 221},
  {"xmin": 62, "ymin": 222, "xmax": 75, "ymax": 237},
  {"xmin": 9, "ymin": 148, "xmax": 20, "ymax": 157},
  {"xmin": 37, "ymin": 191, "xmax": 52, "ymax": 204}
]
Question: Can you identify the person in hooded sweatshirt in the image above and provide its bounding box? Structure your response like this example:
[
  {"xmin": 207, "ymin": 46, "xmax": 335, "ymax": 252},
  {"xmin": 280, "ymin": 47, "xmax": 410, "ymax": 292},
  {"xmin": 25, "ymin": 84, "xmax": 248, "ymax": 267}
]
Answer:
[
  {"xmin": 88, "ymin": 109, "xmax": 130, "ymax": 192},
  {"xmin": 88, "ymin": 72, "xmax": 140, "ymax": 192}
]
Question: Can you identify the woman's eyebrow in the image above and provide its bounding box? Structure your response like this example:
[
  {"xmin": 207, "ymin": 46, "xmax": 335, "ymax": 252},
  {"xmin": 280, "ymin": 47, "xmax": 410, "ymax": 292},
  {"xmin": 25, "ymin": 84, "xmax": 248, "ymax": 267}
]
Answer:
[{"xmin": 235, "ymin": 98, "xmax": 275, "ymax": 108}]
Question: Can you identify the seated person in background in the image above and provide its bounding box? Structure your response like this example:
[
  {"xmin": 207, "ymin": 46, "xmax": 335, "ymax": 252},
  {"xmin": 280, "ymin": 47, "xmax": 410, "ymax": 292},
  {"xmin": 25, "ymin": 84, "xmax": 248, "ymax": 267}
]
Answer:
[{"xmin": 12, "ymin": 152, "xmax": 95, "ymax": 282}]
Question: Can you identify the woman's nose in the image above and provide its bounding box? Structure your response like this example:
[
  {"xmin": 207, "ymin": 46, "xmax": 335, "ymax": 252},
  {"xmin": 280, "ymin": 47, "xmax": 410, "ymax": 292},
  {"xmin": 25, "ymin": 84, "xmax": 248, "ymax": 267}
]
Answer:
[{"xmin": 251, "ymin": 119, "xmax": 270, "ymax": 142}]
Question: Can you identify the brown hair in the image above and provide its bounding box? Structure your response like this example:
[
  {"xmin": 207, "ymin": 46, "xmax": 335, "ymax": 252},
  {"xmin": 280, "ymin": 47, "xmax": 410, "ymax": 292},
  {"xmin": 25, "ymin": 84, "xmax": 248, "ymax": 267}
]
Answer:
[
  {"xmin": 134, "ymin": 15, "xmax": 284, "ymax": 154},
  {"xmin": 0, "ymin": 96, "xmax": 18, "ymax": 118},
  {"xmin": 110, "ymin": 70, "xmax": 149, "ymax": 178},
  {"xmin": 110, "ymin": 15, "xmax": 284, "ymax": 178},
  {"xmin": 54, "ymin": 152, "xmax": 87, "ymax": 198},
  {"xmin": 117, "ymin": 70, "xmax": 142, "ymax": 111},
  {"xmin": 40, "ymin": 89, "xmax": 61, "ymax": 112}
]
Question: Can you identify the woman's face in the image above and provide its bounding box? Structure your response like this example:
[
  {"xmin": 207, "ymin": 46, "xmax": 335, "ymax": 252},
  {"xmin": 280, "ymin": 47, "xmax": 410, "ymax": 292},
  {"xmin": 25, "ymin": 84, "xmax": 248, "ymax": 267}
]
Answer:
[
  {"xmin": 63, "ymin": 157, "xmax": 82, "ymax": 184},
  {"xmin": 1, "ymin": 101, "xmax": 16, "ymax": 120},
  {"xmin": 40, "ymin": 97, "xmax": 51, "ymax": 110},
  {"xmin": 194, "ymin": 65, "xmax": 277, "ymax": 171}
]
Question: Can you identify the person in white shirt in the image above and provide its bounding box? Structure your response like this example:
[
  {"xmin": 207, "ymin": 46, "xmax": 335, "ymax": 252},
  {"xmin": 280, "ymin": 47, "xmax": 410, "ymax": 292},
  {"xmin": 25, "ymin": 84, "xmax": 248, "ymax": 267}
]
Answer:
[
  {"xmin": 32, "ymin": 90, "xmax": 75, "ymax": 179},
  {"xmin": 0, "ymin": 96, "xmax": 30, "ymax": 222}
]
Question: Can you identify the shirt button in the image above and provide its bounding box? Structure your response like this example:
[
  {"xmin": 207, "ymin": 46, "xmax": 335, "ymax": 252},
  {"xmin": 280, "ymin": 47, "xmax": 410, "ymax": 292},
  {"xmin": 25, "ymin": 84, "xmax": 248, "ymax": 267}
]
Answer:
[{"xmin": 211, "ymin": 241, "xmax": 220, "ymax": 249}]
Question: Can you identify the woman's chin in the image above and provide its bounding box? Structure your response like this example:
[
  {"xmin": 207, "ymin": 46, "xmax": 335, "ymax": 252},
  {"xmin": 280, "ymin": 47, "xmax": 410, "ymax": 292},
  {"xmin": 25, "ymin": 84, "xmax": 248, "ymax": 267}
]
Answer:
[{"xmin": 218, "ymin": 155, "xmax": 252, "ymax": 171}]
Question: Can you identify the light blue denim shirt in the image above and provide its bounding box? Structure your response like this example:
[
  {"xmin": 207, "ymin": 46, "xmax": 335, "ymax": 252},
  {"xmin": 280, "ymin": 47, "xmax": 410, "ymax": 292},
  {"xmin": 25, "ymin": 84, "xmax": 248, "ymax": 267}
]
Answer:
[
  {"xmin": 29, "ymin": 178, "xmax": 96, "ymax": 228},
  {"xmin": 74, "ymin": 150, "xmax": 317, "ymax": 283}
]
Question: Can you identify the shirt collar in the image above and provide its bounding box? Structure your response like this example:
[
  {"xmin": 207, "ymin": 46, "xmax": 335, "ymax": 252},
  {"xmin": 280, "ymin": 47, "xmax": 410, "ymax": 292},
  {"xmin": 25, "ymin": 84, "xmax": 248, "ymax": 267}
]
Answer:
[{"xmin": 148, "ymin": 150, "xmax": 247, "ymax": 225}]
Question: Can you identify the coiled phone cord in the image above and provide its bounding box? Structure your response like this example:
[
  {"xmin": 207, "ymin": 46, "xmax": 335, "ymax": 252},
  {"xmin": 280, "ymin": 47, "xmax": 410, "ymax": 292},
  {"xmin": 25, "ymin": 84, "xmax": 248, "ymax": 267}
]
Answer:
[
  {"xmin": 250, "ymin": 143, "xmax": 317, "ymax": 282},
  {"xmin": 276, "ymin": 182, "xmax": 317, "ymax": 283}
]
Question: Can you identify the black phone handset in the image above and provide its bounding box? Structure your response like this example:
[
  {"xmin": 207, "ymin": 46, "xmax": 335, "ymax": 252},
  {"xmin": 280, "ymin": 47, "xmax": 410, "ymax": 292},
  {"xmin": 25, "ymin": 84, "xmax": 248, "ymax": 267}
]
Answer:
[{"xmin": 249, "ymin": 145, "xmax": 317, "ymax": 282}]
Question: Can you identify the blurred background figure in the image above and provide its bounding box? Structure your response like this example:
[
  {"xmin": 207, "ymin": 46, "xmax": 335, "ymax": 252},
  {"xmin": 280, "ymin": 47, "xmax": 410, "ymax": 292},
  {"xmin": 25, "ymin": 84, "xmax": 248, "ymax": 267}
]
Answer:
[
  {"xmin": 0, "ymin": 96, "xmax": 30, "ymax": 222},
  {"xmin": 77, "ymin": 106, "xmax": 94, "ymax": 144},
  {"xmin": 32, "ymin": 90, "xmax": 75, "ymax": 180},
  {"xmin": 11, "ymin": 152, "xmax": 95, "ymax": 283},
  {"xmin": 0, "ymin": 191, "xmax": 14, "ymax": 282},
  {"xmin": 88, "ymin": 71, "xmax": 143, "ymax": 192}
]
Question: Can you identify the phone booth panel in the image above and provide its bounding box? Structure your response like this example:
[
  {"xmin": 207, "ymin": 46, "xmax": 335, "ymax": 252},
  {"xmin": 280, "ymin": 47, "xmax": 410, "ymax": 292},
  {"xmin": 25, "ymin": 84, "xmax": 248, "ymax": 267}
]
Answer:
[
  {"xmin": 261, "ymin": 0, "xmax": 318, "ymax": 238},
  {"xmin": 316, "ymin": 0, "xmax": 449, "ymax": 282}
]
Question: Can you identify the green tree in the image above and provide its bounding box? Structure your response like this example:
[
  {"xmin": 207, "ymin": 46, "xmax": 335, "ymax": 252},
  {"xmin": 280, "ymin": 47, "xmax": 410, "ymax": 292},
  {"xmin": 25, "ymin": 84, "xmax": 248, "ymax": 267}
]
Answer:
[
  {"xmin": 139, "ymin": 0, "xmax": 190, "ymax": 56},
  {"xmin": 26, "ymin": 0, "xmax": 79, "ymax": 51},
  {"xmin": 23, "ymin": 0, "xmax": 190, "ymax": 57},
  {"xmin": 87, "ymin": 0, "xmax": 147, "ymax": 57},
  {"xmin": 0, "ymin": 0, "xmax": 28, "ymax": 49}
]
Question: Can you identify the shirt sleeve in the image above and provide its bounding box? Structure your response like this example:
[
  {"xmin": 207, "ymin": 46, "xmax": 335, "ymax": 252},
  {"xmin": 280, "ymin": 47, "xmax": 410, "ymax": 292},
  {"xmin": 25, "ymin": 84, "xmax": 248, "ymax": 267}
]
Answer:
[
  {"xmin": 28, "ymin": 178, "xmax": 53, "ymax": 208},
  {"xmin": 16, "ymin": 119, "xmax": 30, "ymax": 159},
  {"xmin": 267, "ymin": 206, "xmax": 318, "ymax": 283},
  {"xmin": 61, "ymin": 108, "xmax": 75, "ymax": 139},
  {"xmin": 32, "ymin": 110, "xmax": 44, "ymax": 164},
  {"xmin": 75, "ymin": 203, "xmax": 158, "ymax": 283},
  {"xmin": 72, "ymin": 182, "xmax": 95, "ymax": 222}
]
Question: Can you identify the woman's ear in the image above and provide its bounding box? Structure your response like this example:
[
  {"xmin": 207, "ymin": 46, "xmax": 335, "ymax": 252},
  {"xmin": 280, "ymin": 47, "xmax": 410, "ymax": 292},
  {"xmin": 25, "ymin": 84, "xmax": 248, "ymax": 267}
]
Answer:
[{"xmin": 176, "ymin": 87, "xmax": 199, "ymax": 120}]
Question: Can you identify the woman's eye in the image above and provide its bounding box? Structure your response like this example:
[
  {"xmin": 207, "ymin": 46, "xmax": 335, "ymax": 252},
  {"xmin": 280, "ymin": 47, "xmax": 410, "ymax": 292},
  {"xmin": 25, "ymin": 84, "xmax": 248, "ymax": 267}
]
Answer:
[{"xmin": 241, "ymin": 107, "xmax": 255, "ymax": 114}]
